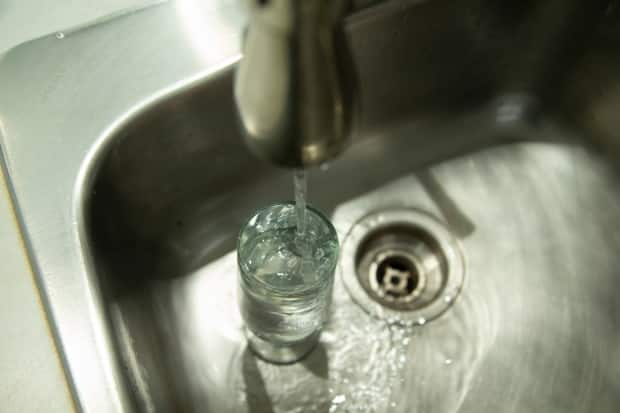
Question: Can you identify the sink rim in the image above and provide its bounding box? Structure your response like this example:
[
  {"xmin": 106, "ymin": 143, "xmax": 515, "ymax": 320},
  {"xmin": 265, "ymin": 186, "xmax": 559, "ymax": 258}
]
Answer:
[{"xmin": 0, "ymin": 1, "xmax": 245, "ymax": 411}]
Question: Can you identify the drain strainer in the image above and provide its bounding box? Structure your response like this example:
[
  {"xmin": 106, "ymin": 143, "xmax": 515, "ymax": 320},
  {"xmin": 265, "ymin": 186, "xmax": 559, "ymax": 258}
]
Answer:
[{"xmin": 339, "ymin": 208, "xmax": 465, "ymax": 325}]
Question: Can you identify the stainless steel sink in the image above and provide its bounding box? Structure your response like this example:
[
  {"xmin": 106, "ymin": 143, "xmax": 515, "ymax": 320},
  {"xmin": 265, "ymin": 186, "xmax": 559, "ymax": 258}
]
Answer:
[{"xmin": 1, "ymin": 1, "xmax": 620, "ymax": 412}]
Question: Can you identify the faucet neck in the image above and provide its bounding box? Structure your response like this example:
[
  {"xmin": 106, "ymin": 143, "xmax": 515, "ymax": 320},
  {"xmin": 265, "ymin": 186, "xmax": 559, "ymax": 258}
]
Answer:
[{"xmin": 235, "ymin": 0, "xmax": 357, "ymax": 168}]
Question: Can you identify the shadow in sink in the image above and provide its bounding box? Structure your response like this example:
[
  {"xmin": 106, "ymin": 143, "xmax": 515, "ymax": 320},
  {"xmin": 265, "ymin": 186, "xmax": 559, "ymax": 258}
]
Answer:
[
  {"xmin": 240, "ymin": 344, "xmax": 328, "ymax": 413},
  {"xmin": 416, "ymin": 170, "xmax": 477, "ymax": 239},
  {"xmin": 241, "ymin": 348, "xmax": 274, "ymax": 413}
]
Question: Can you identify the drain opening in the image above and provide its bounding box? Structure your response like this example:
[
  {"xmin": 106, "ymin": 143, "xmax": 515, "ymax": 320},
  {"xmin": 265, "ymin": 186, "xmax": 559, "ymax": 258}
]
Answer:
[
  {"xmin": 373, "ymin": 253, "xmax": 419, "ymax": 299},
  {"xmin": 340, "ymin": 208, "xmax": 465, "ymax": 325}
]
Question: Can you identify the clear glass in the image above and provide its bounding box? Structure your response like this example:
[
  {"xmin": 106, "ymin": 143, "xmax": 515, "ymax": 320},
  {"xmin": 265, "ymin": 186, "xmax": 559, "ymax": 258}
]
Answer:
[{"xmin": 237, "ymin": 202, "xmax": 339, "ymax": 363}]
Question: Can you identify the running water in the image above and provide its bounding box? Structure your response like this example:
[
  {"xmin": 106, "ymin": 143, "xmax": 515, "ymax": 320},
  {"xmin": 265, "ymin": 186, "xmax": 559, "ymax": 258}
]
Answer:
[{"xmin": 294, "ymin": 169, "xmax": 307, "ymax": 238}]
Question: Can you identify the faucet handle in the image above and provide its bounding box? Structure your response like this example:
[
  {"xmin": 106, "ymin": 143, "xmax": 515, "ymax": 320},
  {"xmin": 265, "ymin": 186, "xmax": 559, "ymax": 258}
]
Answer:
[{"xmin": 235, "ymin": 0, "xmax": 357, "ymax": 168}]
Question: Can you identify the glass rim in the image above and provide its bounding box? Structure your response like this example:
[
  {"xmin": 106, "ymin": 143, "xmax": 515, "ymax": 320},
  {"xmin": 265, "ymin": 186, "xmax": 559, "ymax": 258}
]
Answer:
[
  {"xmin": 236, "ymin": 201, "xmax": 339, "ymax": 250},
  {"xmin": 236, "ymin": 202, "xmax": 340, "ymax": 295}
]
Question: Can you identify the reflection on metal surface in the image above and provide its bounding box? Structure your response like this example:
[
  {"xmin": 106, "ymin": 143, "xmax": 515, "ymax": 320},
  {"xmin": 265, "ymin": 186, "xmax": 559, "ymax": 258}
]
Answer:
[
  {"xmin": 235, "ymin": 0, "xmax": 356, "ymax": 167},
  {"xmin": 1, "ymin": 0, "xmax": 620, "ymax": 412},
  {"xmin": 175, "ymin": 0, "xmax": 245, "ymax": 64},
  {"xmin": 86, "ymin": 125, "xmax": 620, "ymax": 411}
]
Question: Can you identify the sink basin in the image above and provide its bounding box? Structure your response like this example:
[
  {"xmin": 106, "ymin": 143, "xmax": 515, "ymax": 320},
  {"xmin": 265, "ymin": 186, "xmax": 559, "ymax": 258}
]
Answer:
[
  {"xmin": 1, "ymin": 1, "xmax": 620, "ymax": 412},
  {"xmin": 85, "ymin": 67, "xmax": 620, "ymax": 412}
]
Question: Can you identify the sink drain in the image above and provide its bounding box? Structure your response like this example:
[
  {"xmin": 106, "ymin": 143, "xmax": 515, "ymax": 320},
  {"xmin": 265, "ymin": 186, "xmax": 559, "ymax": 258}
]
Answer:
[
  {"xmin": 370, "ymin": 250, "xmax": 423, "ymax": 304},
  {"xmin": 340, "ymin": 208, "xmax": 465, "ymax": 325}
]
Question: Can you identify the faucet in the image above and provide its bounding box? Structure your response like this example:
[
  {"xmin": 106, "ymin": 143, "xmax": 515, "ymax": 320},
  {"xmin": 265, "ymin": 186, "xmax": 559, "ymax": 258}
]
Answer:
[
  {"xmin": 234, "ymin": 0, "xmax": 356, "ymax": 168},
  {"xmin": 235, "ymin": 0, "xmax": 620, "ymax": 167}
]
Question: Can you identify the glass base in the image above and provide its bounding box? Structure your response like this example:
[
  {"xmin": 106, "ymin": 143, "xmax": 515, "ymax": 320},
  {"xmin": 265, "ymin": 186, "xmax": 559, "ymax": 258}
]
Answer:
[{"xmin": 245, "ymin": 328, "xmax": 320, "ymax": 364}]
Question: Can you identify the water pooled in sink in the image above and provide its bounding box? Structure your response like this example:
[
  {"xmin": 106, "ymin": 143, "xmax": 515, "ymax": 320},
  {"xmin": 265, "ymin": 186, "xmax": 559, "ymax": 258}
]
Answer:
[
  {"xmin": 234, "ymin": 290, "xmax": 414, "ymax": 413},
  {"xmin": 231, "ymin": 275, "xmax": 493, "ymax": 413},
  {"xmin": 321, "ymin": 299, "xmax": 413, "ymax": 412}
]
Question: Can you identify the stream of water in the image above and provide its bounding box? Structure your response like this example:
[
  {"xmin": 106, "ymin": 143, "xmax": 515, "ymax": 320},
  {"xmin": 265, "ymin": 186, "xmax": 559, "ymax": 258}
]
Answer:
[{"xmin": 294, "ymin": 169, "xmax": 307, "ymax": 238}]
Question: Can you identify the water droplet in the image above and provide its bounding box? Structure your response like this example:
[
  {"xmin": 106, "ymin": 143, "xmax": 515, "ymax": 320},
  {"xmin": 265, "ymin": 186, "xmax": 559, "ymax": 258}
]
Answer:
[
  {"xmin": 444, "ymin": 295, "xmax": 452, "ymax": 303},
  {"xmin": 55, "ymin": 32, "xmax": 65, "ymax": 39},
  {"xmin": 445, "ymin": 358, "xmax": 453, "ymax": 365},
  {"xmin": 417, "ymin": 317, "xmax": 426, "ymax": 325},
  {"xmin": 332, "ymin": 394, "xmax": 346, "ymax": 404},
  {"xmin": 390, "ymin": 401, "xmax": 397, "ymax": 407}
]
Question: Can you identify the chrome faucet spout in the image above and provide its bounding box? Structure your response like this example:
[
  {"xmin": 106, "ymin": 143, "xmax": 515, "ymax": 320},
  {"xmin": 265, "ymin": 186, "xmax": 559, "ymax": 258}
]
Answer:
[{"xmin": 234, "ymin": 0, "xmax": 356, "ymax": 168}]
